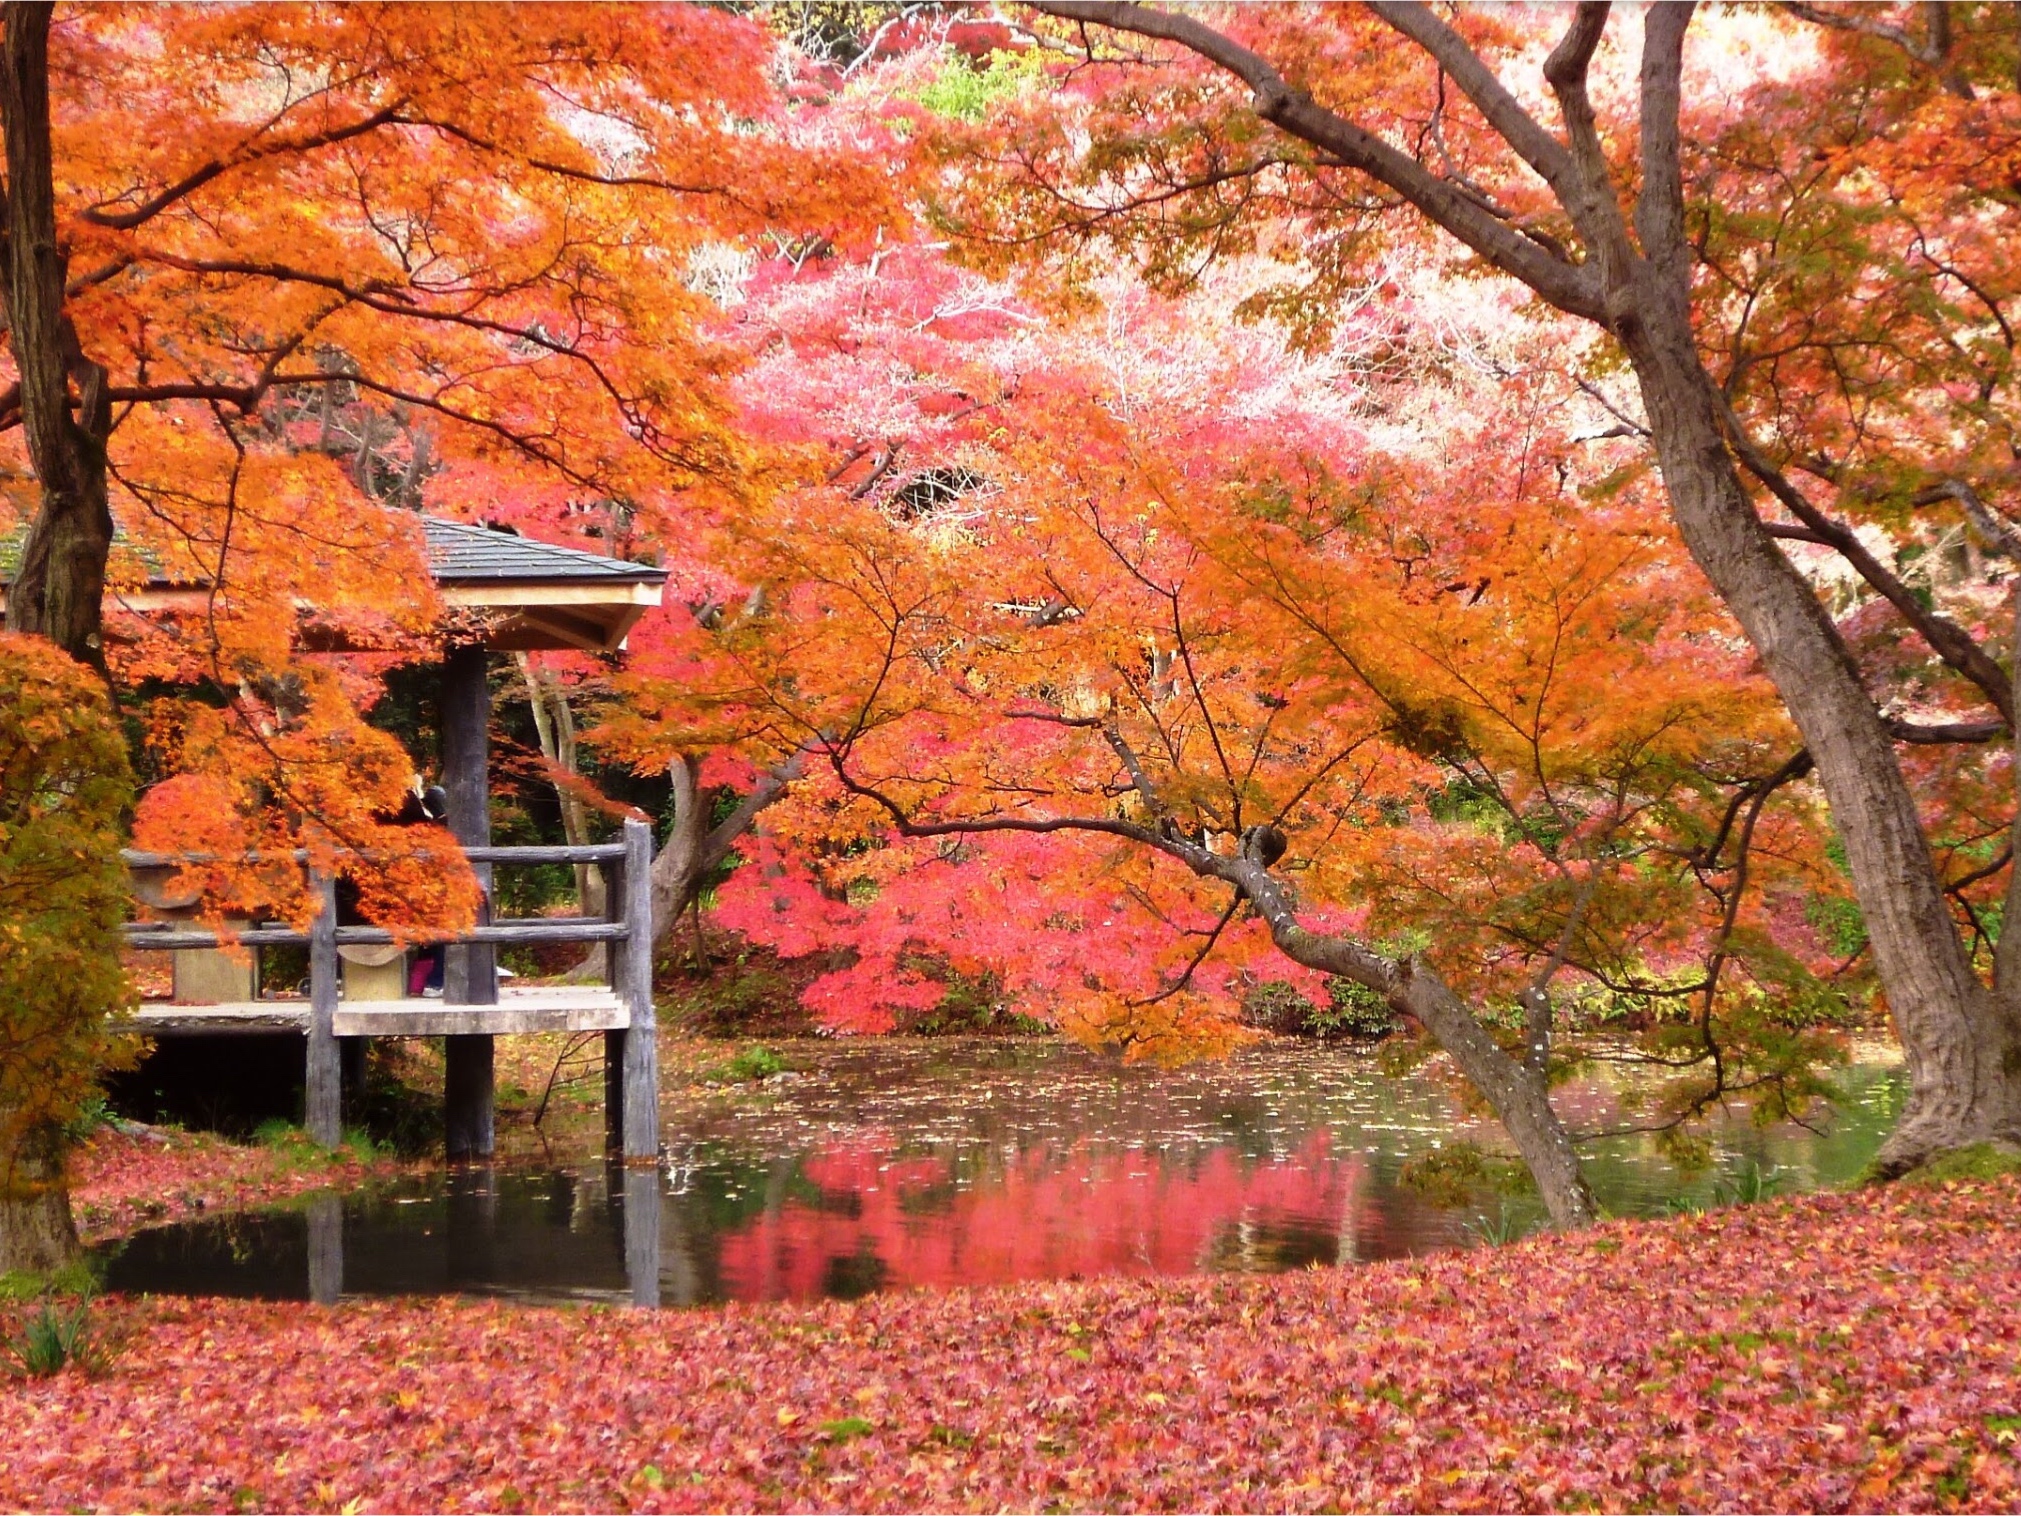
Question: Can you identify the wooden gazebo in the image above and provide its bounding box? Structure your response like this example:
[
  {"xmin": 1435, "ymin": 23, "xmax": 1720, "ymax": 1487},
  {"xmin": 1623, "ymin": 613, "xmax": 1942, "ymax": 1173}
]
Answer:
[{"xmin": 9, "ymin": 515, "xmax": 669, "ymax": 1166}]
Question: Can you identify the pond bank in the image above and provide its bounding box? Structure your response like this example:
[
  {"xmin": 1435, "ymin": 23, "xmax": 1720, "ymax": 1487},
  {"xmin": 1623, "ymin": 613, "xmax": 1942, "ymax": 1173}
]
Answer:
[
  {"xmin": 67, "ymin": 1126, "xmax": 409, "ymax": 1245},
  {"xmin": 6, "ymin": 1175, "xmax": 2017, "ymax": 1512}
]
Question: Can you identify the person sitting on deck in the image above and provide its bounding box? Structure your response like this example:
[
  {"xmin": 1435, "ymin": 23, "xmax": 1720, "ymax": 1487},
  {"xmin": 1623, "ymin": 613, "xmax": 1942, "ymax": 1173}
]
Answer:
[{"xmin": 331, "ymin": 777, "xmax": 452, "ymax": 995}]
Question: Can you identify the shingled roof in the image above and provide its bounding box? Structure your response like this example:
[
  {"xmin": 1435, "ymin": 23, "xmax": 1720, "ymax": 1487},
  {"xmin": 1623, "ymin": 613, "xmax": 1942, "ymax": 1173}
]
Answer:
[
  {"xmin": 422, "ymin": 517, "xmax": 667, "ymax": 586},
  {"xmin": 1, "ymin": 514, "xmax": 667, "ymax": 652}
]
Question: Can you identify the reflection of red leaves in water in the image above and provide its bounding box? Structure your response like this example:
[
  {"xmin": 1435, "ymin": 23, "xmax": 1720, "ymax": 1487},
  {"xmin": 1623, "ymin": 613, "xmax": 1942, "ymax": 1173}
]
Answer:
[
  {"xmin": 6, "ymin": 1178, "xmax": 2018, "ymax": 1512},
  {"xmin": 67, "ymin": 1128, "xmax": 404, "ymax": 1243},
  {"xmin": 720, "ymin": 1133, "xmax": 1368, "ymax": 1299}
]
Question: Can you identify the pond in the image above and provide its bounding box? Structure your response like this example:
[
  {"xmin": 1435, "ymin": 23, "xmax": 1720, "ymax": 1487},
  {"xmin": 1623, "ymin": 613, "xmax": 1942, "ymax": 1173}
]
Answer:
[{"xmin": 99, "ymin": 1036, "xmax": 1905, "ymax": 1309}]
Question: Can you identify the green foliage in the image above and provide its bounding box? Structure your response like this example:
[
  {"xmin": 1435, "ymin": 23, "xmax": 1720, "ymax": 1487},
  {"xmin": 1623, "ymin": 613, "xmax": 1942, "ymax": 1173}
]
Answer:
[
  {"xmin": 1399, "ymin": 1140, "xmax": 1536, "ymax": 1207},
  {"xmin": 701, "ymin": 1045, "xmax": 787, "ymax": 1084},
  {"xmin": 1712, "ymin": 1158, "xmax": 1785, "ymax": 1206},
  {"xmin": 1807, "ymin": 893, "xmax": 1867, "ymax": 960},
  {"xmin": 2, "ymin": 1288, "xmax": 114, "ymax": 1378},
  {"xmin": 1242, "ymin": 978, "xmax": 1316, "ymax": 1034},
  {"xmin": 1318, "ymin": 978, "xmax": 1399, "ymax": 1038},
  {"xmin": 59, "ymin": 1094, "xmax": 115, "ymax": 1145},
  {"xmin": 0, "ymin": 635, "xmax": 138, "ymax": 1194},
  {"xmin": 1244, "ymin": 977, "xmax": 1398, "ymax": 1039},
  {"xmin": 902, "ymin": 961, "xmax": 1050, "ymax": 1036},
  {"xmin": 1425, "ymin": 778, "xmax": 1508, "ymax": 834},
  {"xmin": 909, "ymin": 49, "xmax": 1044, "ymax": 123},
  {"xmin": 1464, "ymin": 1200, "xmax": 1535, "ymax": 1248}
]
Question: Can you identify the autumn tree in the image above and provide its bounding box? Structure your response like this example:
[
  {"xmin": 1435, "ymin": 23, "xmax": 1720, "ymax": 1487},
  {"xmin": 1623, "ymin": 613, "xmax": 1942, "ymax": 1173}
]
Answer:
[
  {"xmin": 910, "ymin": 0, "xmax": 2021, "ymax": 1178},
  {"xmin": 602, "ymin": 218, "xmax": 1853, "ymax": 1227},
  {"xmin": 0, "ymin": 1, "xmax": 896, "ymax": 1251},
  {"xmin": 1, "ymin": 1, "xmax": 887, "ymax": 656}
]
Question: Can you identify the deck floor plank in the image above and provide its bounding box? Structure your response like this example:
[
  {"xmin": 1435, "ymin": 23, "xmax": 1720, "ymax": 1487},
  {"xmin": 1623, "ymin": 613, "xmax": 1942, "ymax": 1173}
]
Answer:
[{"xmin": 124, "ymin": 986, "xmax": 628, "ymax": 1037}]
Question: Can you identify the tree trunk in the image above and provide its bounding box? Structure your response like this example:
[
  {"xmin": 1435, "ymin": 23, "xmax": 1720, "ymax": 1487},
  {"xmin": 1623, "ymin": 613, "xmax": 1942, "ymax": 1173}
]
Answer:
[
  {"xmin": 0, "ymin": 1122, "xmax": 79, "ymax": 1274},
  {"xmin": 651, "ymin": 754, "xmax": 709, "ymax": 952},
  {"xmin": 0, "ymin": 7, "xmax": 112, "ymax": 1269},
  {"xmin": 1200, "ymin": 850, "xmax": 1599, "ymax": 1227},
  {"xmin": 1031, "ymin": 0, "xmax": 2021, "ymax": 1187},
  {"xmin": 517, "ymin": 655, "xmax": 606, "ymax": 916},
  {"xmin": 0, "ymin": 4, "xmax": 115, "ymax": 671},
  {"xmin": 1264, "ymin": 912, "xmax": 1597, "ymax": 1228},
  {"xmin": 1616, "ymin": 281, "xmax": 2021, "ymax": 1175}
]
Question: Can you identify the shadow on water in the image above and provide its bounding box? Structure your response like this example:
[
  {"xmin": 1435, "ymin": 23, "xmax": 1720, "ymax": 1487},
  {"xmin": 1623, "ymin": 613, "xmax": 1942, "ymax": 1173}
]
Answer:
[{"xmin": 97, "ymin": 1038, "xmax": 1906, "ymax": 1310}]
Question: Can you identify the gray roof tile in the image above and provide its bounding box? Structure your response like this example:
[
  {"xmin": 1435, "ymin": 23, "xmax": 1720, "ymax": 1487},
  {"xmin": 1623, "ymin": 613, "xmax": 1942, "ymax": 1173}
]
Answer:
[
  {"xmin": 422, "ymin": 517, "xmax": 667, "ymax": 585},
  {"xmin": 3, "ymin": 515, "xmax": 666, "ymax": 588}
]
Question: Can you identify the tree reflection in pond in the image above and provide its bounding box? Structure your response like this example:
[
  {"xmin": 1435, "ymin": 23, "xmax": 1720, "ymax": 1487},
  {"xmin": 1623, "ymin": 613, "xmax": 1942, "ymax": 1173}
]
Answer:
[{"xmin": 100, "ymin": 1037, "xmax": 1907, "ymax": 1308}]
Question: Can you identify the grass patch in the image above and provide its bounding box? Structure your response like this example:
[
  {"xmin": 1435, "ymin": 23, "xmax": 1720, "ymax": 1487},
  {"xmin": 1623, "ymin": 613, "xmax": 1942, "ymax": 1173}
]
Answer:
[
  {"xmin": 1899, "ymin": 1141, "xmax": 2021, "ymax": 1186},
  {"xmin": 0, "ymin": 1258, "xmax": 98, "ymax": 1303},
  {"xmin": 700, "ymin": 1045, "xmax": 788, "ymax": 1084},
  {"xmin": 250, "ymin": 1119, "xmax": 384, "ymax": 1166}
]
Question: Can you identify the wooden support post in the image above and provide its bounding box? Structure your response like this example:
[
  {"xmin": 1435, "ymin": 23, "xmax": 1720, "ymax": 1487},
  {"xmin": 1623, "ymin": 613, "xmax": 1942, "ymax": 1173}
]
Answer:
[
  {"xmin": 444, "ymin": 1033, "xmax": 495, "ymax": 1160},
  {"xmin": 604, "ymin": 1029, "xmax": 625, "ymax": 1155},
  {"xmin": 306, "ymin": 872, "xmax": 342, "ymax": 1147},
  {"xmin": 619, "ymin": 816, "xmax": 658, "ymax": 1162},
  {"xmin": 340, "ymin": 1036, "xmax": 367, "ymax": 1115},
  {"xmin": 307, "ymin": 1191, "xmax": 342, "ymax": 1306},
  {"xmin": 441, "ymin": 643, "xmax": 496, "ymax": 1161},
  {"xmin": 623, "ymin": 1165, "xmax": 662, "ymax": 1308}
]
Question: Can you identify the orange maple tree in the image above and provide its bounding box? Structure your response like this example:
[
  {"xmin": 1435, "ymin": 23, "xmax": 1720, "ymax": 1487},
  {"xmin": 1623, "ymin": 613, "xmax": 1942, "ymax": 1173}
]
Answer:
[
  {"xmin": 0, "ymin": 0, "xmax": 896, "ymax": 1255},
  {"xmin": 884, "ymin": 0, "xmax": 2021, "ymax": 1185},
  {"xmin": 594, "ymin": 215, "xmax": 1854, "ymax": 1227}
]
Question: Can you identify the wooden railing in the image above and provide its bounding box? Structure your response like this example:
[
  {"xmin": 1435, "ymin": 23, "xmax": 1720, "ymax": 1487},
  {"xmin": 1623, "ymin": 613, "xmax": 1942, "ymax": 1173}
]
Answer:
[{"xmin": 119, "ymin": 816, "xmax": 659, "ymax": 1159}]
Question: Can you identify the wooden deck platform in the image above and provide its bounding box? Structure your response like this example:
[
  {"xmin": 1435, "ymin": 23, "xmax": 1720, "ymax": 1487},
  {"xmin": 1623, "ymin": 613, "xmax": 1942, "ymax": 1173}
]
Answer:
[{"xmin": 122, "ymin": 985, "xmax": 629, "ymax": 1037}]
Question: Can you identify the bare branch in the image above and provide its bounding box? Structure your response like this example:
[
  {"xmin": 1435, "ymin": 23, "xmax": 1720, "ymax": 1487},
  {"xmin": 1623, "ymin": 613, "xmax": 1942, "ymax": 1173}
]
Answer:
[
  {"xmin": 1029, "ymin": 1, "xmax": 1607, "ymax": 322},
  {"xmin": 1364, "ymin": 3, "xmax": 1572, "ymax": 186},
  {"xmin": 1719, "ymin": 400, "xmax": 2015, "ymax": 729}
]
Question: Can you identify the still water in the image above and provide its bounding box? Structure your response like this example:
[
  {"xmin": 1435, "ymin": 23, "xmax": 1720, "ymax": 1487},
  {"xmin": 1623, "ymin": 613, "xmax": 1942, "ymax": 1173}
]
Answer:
[{"xmin": 100, "ymin": 1037, "xmax": 1905, "ymax": 1309}]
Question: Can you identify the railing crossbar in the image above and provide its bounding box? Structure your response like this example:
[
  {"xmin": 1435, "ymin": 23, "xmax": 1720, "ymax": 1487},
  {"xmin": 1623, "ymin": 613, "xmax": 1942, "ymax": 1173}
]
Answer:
[
  {"xmin": 123, "ymin": 920, "xmax": 629, "ymax": 950},
  {"xmin": 121, "ymin": 842, "xmax": 627, "ymax": 869}
]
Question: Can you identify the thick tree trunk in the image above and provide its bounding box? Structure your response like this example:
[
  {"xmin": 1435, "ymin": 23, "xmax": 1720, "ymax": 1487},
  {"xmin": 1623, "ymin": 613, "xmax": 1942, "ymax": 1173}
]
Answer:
[
  {"xmin": 0, "ymin": 7, "xmax": 112, "ymax": 1268},
  {"xmin": 517, "ymin": 656, "xmax": 605, "ymax": 917},
  {"xmin": 1, "ymin": 5, "xmax": 114, "ymax": 670},
  {"xmin": 1617, "ymin": 278, "xmax": 2021, "ymax": 1174},
  {"xmin": 651, "ymin": 754, "xmax": 709, "ymax": 951},
  {"xmin": 0, "ymin": 1122, "xmax": 79, "ymax": 1274}
]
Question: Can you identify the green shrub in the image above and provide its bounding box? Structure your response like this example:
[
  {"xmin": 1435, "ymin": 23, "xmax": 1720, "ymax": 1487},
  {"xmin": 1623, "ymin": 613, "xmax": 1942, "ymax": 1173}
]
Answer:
[
  {"xmin": 3, "ymin": 1288, "xmax": 113, "ymax": 1377},
  {"xmin": 0, "ymin": 635, "xmax": 137, "ymax": 1271},
  {"xmin": 1314, "ymin": 979, "xmax": 1399, "ymax": 1039},
  {"xmin": 1242, "ymin": 979, "xmax": 1315, "ymax": 1034},
  {"xmin": 1244, "ymin": 977, "xmax": 1400, "ymax": 1039}
]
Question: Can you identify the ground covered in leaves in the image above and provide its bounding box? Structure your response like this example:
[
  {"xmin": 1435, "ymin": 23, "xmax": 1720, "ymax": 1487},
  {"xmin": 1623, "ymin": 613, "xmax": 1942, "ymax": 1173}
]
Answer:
[
  {"xmin": 67, "ymin": 1126, "xmax": 407, "ymax": 1244},
  {"xmin": 5, "ymin": 1175, "xmax": 2017, "ymax": 1512}
]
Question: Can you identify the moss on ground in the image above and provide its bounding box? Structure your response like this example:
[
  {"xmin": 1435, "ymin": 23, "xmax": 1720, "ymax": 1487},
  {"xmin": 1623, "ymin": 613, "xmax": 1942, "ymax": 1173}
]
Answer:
[{"xmin": 1898, "ymin": 1140, "xmax": 2021, "ymax": 1186}]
